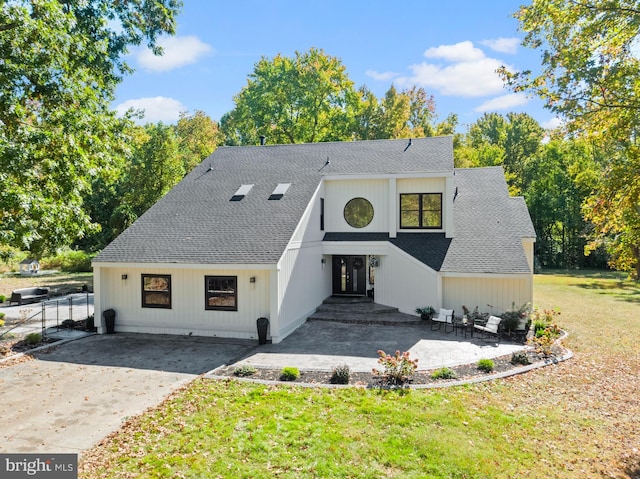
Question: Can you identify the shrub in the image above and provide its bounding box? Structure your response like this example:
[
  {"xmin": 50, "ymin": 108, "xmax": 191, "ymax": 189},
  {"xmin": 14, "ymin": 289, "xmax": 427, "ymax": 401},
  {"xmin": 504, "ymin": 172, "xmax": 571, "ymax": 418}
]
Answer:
[
  {"xmin": 330, "ymin": 364, "xmax": 351, "ymax": 384},
  {"xmin": 233, "ymin": 365, "xmax": 257, "ymax": 377},
  {"xmin": 431, "ymin": 367, "xmax": 457, "ymax": 380},
  {"xmin": 0, "ymin": 295, "xmax": 6, "ymax": 303},
  {"xmin": 477, "ymin": 359, "xmax": 495, "ymax": 373},
  {"xmin": 0, "ymin": 319, "xmax": 4, "ymax": 327},
  {"xmin": 500, "ymin": 302, "xmax": 531, "ymax": 332},
  {"xmin": 0, "ymin": 311, "xmax": 5, "ymax": 320},
  {"xmin": 372, "ymin": 350, "xmax": 419, "ymax": 387},
  {"xmin": 24, "ymin": 333, "xmax": 42, "ymax": 345},
  {"xmin": 280, "ymin": 367, "xmax": 300, "ymax": 381},
  {"xmin": 61, "ymin": 319, "xmax": 76, "ymax": 329},
  {"xmin": 40, "ymin": 250, "xmax": 95, "ymax": 273},
  {"xmin": 510, "ymin": 351, "xmax": 531, "ymax": 366}
]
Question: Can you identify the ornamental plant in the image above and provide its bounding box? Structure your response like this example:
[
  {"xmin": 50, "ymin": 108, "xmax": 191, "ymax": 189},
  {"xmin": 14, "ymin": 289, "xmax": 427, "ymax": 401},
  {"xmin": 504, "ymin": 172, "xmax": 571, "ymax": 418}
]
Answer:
[
  {"xmin": 280, "ymin": 366, "xmax": 300, "ymax": 381},
  {"xmin": 477, "ymin": 359, "xmax": 495, "ymax": 373},
  {"xmin": 372, "ymin": 350, "xmax": 418, "ymax": 387}
]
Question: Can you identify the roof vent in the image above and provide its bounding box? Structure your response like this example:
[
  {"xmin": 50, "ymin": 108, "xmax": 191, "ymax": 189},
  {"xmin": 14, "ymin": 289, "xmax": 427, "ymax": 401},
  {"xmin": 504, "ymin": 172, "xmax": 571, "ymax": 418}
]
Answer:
[
  {"xmin": 230, "ymin": 184, "xmax": 254, "ymax": 201},
  {"xmin": 259, "ymin": 135, "xmax": 266, "ymax": 146},
  {"xmin": 268, "ymin": 183, "xmax": 291, "ymax": 200}
]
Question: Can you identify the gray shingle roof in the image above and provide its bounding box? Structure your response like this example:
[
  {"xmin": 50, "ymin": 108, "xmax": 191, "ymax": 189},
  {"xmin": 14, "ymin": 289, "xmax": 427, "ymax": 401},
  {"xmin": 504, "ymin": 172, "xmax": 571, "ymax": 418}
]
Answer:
[
  {"xmin": 94, "ymin": 137, "xmax": 454, "ymax": 265},
  {"xmin": 441, "ymin": 167, "xmax": 535, "ymax": 274}
]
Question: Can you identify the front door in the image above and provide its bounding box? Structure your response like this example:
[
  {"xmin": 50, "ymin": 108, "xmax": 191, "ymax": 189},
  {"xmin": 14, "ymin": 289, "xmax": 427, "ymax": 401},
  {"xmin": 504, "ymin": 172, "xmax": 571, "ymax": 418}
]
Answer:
[{"xmin": 332, "ymin": 255, "xmax": 367, "ymax": 296}]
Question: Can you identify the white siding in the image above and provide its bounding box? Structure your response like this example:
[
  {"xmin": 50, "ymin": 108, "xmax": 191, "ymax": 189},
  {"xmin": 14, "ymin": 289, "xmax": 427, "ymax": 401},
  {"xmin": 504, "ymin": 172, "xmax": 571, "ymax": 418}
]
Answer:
[
  {"xmin": 324, "ymin": 179, "xmax": 388, "ymax": 232},
  {"xmin": 442, "ymin": 276, "xmax": 533, "ymax": 316},
  {"xmin": 95, "ymin": 266, "xmax": 270, "ymax": 339},
  {"xmin": 374, "ymin": 245, "xmax": 440, "ymax": 315}
]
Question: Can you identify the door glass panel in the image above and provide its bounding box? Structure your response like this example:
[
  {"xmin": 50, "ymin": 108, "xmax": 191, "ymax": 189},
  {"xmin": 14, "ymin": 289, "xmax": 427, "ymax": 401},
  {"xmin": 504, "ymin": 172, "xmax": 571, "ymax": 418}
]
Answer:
[
  {"xmin": 352, "ymin": 267, "xmax": 358, "ymax": 292},
  {"xmin": 341, "ymin": 259, "xmax": 347, "ymax": 292}
]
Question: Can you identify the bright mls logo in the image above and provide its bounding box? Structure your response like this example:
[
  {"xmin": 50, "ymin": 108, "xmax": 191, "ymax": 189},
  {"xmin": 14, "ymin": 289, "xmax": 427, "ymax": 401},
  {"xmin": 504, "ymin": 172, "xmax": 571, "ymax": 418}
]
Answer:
[{"xmin": 0, "ymin": 454, "xmax": 77, "ymax": 478}]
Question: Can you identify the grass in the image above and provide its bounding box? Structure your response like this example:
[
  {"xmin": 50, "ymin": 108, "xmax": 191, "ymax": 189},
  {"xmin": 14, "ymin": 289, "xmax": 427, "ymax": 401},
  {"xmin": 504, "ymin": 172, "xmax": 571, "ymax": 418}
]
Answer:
[
  {"xmin": 0, "ymin": 271, "xmax": 93, "ymax": 299},
  {"xmin": 77, "ymin": 271, "xmax": 639, "ymax": 478}
]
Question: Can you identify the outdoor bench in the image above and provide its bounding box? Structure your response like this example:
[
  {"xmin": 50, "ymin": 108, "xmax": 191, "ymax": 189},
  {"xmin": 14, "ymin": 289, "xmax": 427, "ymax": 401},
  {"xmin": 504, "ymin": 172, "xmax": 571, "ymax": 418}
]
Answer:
[{"xmin": 9, "ymin": 287, "xmax": 50, "ymax": 305}]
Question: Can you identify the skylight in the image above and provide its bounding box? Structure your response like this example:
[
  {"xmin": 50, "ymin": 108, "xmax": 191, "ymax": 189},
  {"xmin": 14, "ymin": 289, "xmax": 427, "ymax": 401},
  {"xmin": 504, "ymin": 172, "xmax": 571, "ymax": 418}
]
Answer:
[
  {"xmin": 268, "ymin": 183, "xmax": 291, "ymax": 200},
  {"xmin": 230, "ymin": 184, "xmax": 254, "ymax": 201}
]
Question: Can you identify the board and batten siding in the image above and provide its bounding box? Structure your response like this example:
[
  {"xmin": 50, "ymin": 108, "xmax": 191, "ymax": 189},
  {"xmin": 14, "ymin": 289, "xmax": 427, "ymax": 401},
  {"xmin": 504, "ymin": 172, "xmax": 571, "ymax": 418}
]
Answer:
[
  {"xmin": 323, "ymin": 179, "xmax": 389, "ymax": 232},
  {"xmin": 95, "ymin": 266, "xmax": 271, "ymax": 339},
  {"xmin": 442, "ymin": 276, "xmax": 533, "ymax": 316},
  {"xmin": 374, "ymin": 244, "xmax": 440, "ymax": 316}
]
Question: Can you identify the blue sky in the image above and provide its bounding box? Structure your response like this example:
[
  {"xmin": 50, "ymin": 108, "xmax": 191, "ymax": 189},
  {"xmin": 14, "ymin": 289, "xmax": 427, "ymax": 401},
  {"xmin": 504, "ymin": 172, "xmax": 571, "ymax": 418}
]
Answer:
[{"xmin": 114, "ymin": 0, "xmax": 560, "ymax": 131}]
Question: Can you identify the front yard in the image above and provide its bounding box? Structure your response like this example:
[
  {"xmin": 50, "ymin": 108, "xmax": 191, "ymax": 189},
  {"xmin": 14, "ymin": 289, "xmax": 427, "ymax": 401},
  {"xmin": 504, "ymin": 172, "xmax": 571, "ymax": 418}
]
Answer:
[{"xmin": 78, "ymin": 271, "xmax": 640, "ymax": 479}]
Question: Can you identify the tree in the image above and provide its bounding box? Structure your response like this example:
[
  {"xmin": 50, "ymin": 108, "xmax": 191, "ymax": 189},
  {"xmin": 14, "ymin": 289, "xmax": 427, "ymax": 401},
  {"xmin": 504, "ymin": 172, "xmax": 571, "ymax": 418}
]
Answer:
[
  {"xmin": 502, "ymin": 0, "xmax": 640, "ymax": 275},
  {"xmin": 220, "ymin": 48, "xmax": 359, "ymax": 145},
  {"xmin": 176, "ymin": 110, "xmax": 224, "ymax": 173},
  {"xmin": 120, "ymin": 123, "xmax": 184, "ymax": 219},
  {"xmin": 0, "ymin": 0, "xmax": 181, "ymax": 254}
]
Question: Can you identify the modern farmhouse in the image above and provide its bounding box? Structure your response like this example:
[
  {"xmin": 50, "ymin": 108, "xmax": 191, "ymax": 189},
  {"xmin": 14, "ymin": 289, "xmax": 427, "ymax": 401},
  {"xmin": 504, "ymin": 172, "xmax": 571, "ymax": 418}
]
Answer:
[{"xmin": 92, "ymin": 136, "xmax": 536, "ymax": 342}]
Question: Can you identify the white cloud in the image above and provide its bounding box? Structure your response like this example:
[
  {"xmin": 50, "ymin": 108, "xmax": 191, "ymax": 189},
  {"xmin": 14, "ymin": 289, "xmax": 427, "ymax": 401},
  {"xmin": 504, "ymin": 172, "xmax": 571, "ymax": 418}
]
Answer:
[
  {"xmin": 474, "ymin": 93, "xmax": 529, "ymax": 112},
  {"xmin": 541, "ymin": 117, "xmax": 564, "ymax": 130},
  {"xmin": 424, "ymin": 41, "xmax": 485, "ymax": 62},
  {"xmin": 115, "ymin": 97, "xmax": 186, "ymax": 124},
  {"xmin": 365, "ymin": 69, "xmax": 399, "ymax": 82},
  {"xmin": 136, "ymin": 35, "xmax": 213, "ymax": 72},
  {"xmin": 480, "ymin": 37, "xmax": 520, "ymax": 54},
  {"xmin": 399, "ymin": 57, "xmax": 511, "ymax": 97}
]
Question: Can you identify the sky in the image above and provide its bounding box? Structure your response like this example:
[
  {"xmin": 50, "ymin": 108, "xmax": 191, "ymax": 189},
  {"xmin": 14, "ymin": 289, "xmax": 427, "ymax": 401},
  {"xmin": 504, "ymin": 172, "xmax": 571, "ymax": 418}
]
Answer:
[{"xmin": 114, "ymin": 0, "xmax": 561, "ymax": 132}]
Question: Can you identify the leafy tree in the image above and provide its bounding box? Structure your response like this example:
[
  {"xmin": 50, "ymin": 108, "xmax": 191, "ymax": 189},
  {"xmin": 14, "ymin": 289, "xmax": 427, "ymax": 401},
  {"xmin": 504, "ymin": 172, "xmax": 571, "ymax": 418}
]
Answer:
[
  {"xmin": 220, "ymin": 48, "xmax": 359, "ymax": 145},
  {"xmin": 120, "ymin": 123, "xmax": 184, "ymax": 219},
  {"xmin": 176, "ymin": 110, "xmax": 224, "ymax": 173},
  {"xmin": 0, "ymin": 0, "xmax": 181, "ymax": 255},
  {"xmin": 502, "ymin": 0, "xmax": 640, "ymax": 275}
]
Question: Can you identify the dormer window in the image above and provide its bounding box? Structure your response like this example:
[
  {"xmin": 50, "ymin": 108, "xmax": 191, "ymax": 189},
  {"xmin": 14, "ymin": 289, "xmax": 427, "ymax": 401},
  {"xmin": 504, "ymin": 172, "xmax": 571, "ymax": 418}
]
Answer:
[
  {"xmin": 269, "ymin": 183, "xmax": 291, "ymax": 200},
  {"xmin": 231, "ymin": 184, "xmax": 254, "ymax": 201},
  {"xmin": 400, "ymin": 193, "xmax": 442, "ymax": 229}
]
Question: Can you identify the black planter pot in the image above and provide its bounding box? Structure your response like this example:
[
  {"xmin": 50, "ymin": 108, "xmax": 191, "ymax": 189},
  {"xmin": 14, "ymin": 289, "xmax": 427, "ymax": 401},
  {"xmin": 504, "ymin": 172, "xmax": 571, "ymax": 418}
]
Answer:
[
  {"xmin": 256, "ymin": 317, "xmax": 269, "ymax": 345},
  {"xmin": 103, "ymin": 308, "xmax": 116, "ymax": 334}
]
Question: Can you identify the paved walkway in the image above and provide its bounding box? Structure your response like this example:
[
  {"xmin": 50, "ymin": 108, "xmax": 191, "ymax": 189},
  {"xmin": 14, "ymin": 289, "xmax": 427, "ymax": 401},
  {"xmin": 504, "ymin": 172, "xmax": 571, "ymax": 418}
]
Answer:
[
  {"xmin": 0, "ymin": 334, "xmax": 254, "ymax": 454},
  {"xmin": 229, "ymin": 320, "xmax": 525, "ymax": 372}
]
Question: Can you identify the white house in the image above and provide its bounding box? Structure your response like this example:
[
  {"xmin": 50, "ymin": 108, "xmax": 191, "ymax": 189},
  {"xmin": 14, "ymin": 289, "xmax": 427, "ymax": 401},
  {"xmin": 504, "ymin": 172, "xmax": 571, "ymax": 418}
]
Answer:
[{"xmin": 92, "ymin": 137, "xmax": 536, "ymax": 343}]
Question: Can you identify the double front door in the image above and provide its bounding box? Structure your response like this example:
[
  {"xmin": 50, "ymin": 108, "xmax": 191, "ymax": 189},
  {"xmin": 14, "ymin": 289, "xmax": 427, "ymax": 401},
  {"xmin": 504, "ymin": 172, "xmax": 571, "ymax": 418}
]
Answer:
[{"xmin": 332, "ymin": 255, "xmax": 367, "ymax": 296}]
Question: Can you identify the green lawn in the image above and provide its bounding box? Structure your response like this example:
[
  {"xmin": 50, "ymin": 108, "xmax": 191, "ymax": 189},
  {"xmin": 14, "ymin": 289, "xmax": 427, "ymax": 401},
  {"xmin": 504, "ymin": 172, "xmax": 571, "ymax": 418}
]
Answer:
[{"xmin": 80, "ymin": 272, "xmax": 640, "ymax": 479}]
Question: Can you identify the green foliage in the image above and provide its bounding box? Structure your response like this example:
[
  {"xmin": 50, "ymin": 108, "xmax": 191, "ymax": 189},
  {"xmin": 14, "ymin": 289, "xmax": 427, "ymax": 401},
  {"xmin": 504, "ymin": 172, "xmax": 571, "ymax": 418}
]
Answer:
[
  {"xmin": 477, "ymin": 359, "xmax": 495, "ymax": 373},
  {"xmin": 510, "ymin": 351, "xmax": 531, "ymax": 366},
  {"xmin": 372, "ymin": 350, "xmax": 419, "ymax": 386},
  {"xmin": 279, "ymin": 367, "xmax": 300, "ymax": 381},
  {"xmin": 500, "ymin": 303, "xmax": 531, "ymax": 333},
  {"xmin": 503, "ymin": 0, "xmax": 640, "ymax": 277},
  {"xmin": 0, "ymin": 297, "xmax": 6, "ymax": 305},
  {"xmin": 415, "ymin": 306, "xmax": 436, "ymax": 318},
  {"xmin": 40, "ymin": 250, "xmax": 95, "ymax": 273},
  {"xmin": 176, "ymin": 110, "xmax": 224, "ymax": 173},
  {"xmin": 330, "ymin": 364, "xmax": 351, "ymax": 385},
  {"xmin": 430, "ymin": 367, "xmax": 457, "ymax": 380},
  {"xmin": 233, "ymin": 365, "xmax": 257, "ymax": 377},
  {"xmin": 0, "ymin": 0, "xmax": 181, "ymax": 255},
  {"xmin": 24, "ymin": 333, "xmax": 42, "ymax": 345}
]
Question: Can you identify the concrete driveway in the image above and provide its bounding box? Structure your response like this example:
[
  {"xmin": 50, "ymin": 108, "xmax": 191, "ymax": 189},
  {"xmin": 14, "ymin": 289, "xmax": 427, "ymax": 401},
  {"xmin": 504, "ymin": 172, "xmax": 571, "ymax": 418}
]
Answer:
[{"xmin": 0, "ymin": 334, "xmax": 254, "ymax": 454}]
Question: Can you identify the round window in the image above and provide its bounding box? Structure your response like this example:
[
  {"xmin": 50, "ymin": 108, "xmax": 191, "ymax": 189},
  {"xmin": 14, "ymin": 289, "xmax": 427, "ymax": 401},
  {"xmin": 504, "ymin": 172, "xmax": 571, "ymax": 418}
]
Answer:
[{"xmin": 344, "ymin": 197, "xmax": 374, "ymax": 228}]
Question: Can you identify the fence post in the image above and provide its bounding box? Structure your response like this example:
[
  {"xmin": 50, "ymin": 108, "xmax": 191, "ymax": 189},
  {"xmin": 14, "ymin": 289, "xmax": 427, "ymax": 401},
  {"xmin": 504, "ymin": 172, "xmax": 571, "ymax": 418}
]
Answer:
[
  {"xmin": 41, "ymin": 302, "xmax": 46, "ymax": 337},
  {"xmin": 69, "ymin": 296, "xmax": 73, "ymax": 323}
]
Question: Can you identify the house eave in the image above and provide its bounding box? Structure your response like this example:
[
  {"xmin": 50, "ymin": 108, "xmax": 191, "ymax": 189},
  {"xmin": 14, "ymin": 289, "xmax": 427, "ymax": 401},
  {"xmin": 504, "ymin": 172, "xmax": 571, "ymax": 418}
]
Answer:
[{"xmin": 91, "ymin": 261, "xmax": 278, "ymax": 271}]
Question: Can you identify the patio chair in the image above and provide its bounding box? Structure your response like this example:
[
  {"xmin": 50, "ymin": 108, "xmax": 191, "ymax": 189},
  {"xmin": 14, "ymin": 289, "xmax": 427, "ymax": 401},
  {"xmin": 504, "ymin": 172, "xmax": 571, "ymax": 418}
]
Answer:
[
  {"xmin": 473, "ymin": 315, "xmax": 502, "ymax": 343},
  {"xmin": 431, "ymin": 308, "xmax": 454, "ymax": 333}
]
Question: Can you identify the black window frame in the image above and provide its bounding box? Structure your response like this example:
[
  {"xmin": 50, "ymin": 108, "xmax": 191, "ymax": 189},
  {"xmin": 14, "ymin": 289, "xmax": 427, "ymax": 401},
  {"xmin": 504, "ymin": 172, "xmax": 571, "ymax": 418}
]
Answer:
[
  {"xmin": 399, "ymin": 193, "xmax": 443, "ymax": 229},
  {"xmin": 141, "ymin": 274, "xmax": 172, "ymax": 309},
  {"xmin": 205, "ymin": 276, "xmax": 238, "ymax": 311},
  {"xmin": 320, "ymin": 198, "xmax": 325, "ymax": 231}
]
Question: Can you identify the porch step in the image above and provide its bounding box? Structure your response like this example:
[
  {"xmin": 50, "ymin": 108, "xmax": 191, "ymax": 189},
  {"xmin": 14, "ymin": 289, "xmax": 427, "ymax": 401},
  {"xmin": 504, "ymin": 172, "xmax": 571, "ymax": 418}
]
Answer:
[{"xmin": 308, "ymin": 297, "xmax": 423, "ymax": 325}]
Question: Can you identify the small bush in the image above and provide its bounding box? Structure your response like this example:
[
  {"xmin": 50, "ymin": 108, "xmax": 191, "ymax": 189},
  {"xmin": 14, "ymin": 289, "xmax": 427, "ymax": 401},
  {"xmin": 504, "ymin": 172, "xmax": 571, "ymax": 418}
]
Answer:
[
  {"xmin": 0, "ymin": 295, "xmax": 6, "ymax": 303},
  {"xmin": 24, "ymin": 333, "xmax": 42, "ymax": 345},
  {"xmin": 280, "ymin": 366, "xmax": 300, "ymax": 381},
  {"xmin": 510, "ymin": 351, "xmax": 531, "ymax": 365},
  {"xmin": 61, "ymin": 319, "xmax": 76, "ymax": 329},
  {"xmin": 431, "ymin": 367, "xmax": 457, "ymax": 380},
  {"xmin": 372, "ymin": 350, "xmax": 419, "ymax": 387},
  {"xmin": 40, "ymin": 250, "xmax": 95, "ymax": 273},
  {"xmin": 233, "ymin": 365, "xmax": 257, "ymax": 377},
  {"xmin": 330, "ymin": 364, "xmax": 351, "ymax": 384},
  {"xmin": 0, "ymin": 311, "xmax": 5, "ymax": 320},
  {"xmin": 477, "ymin": 359, "xmax": 495, "ymax": 373},
  {"xmin": 0, "ymin": 319, "xmax": 4, "ymax": 327}
]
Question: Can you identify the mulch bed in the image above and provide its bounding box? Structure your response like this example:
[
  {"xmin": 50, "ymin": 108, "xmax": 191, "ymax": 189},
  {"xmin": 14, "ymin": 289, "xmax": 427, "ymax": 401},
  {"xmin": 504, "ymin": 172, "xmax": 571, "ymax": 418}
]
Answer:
[{"xmin": 214, "ymin": 347, "xmax": 564, "ymax": 387}]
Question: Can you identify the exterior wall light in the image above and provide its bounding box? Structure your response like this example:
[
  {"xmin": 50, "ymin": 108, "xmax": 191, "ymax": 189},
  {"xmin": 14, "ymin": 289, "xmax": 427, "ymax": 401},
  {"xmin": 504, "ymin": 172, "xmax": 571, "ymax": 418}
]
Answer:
[
  {"xmin": 250, "ymin": 276, "xmax": 256, "ymax": 283},
  {"xmin": 121, "ymin": 274, "xmax": 128, "ymax": 280}
]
